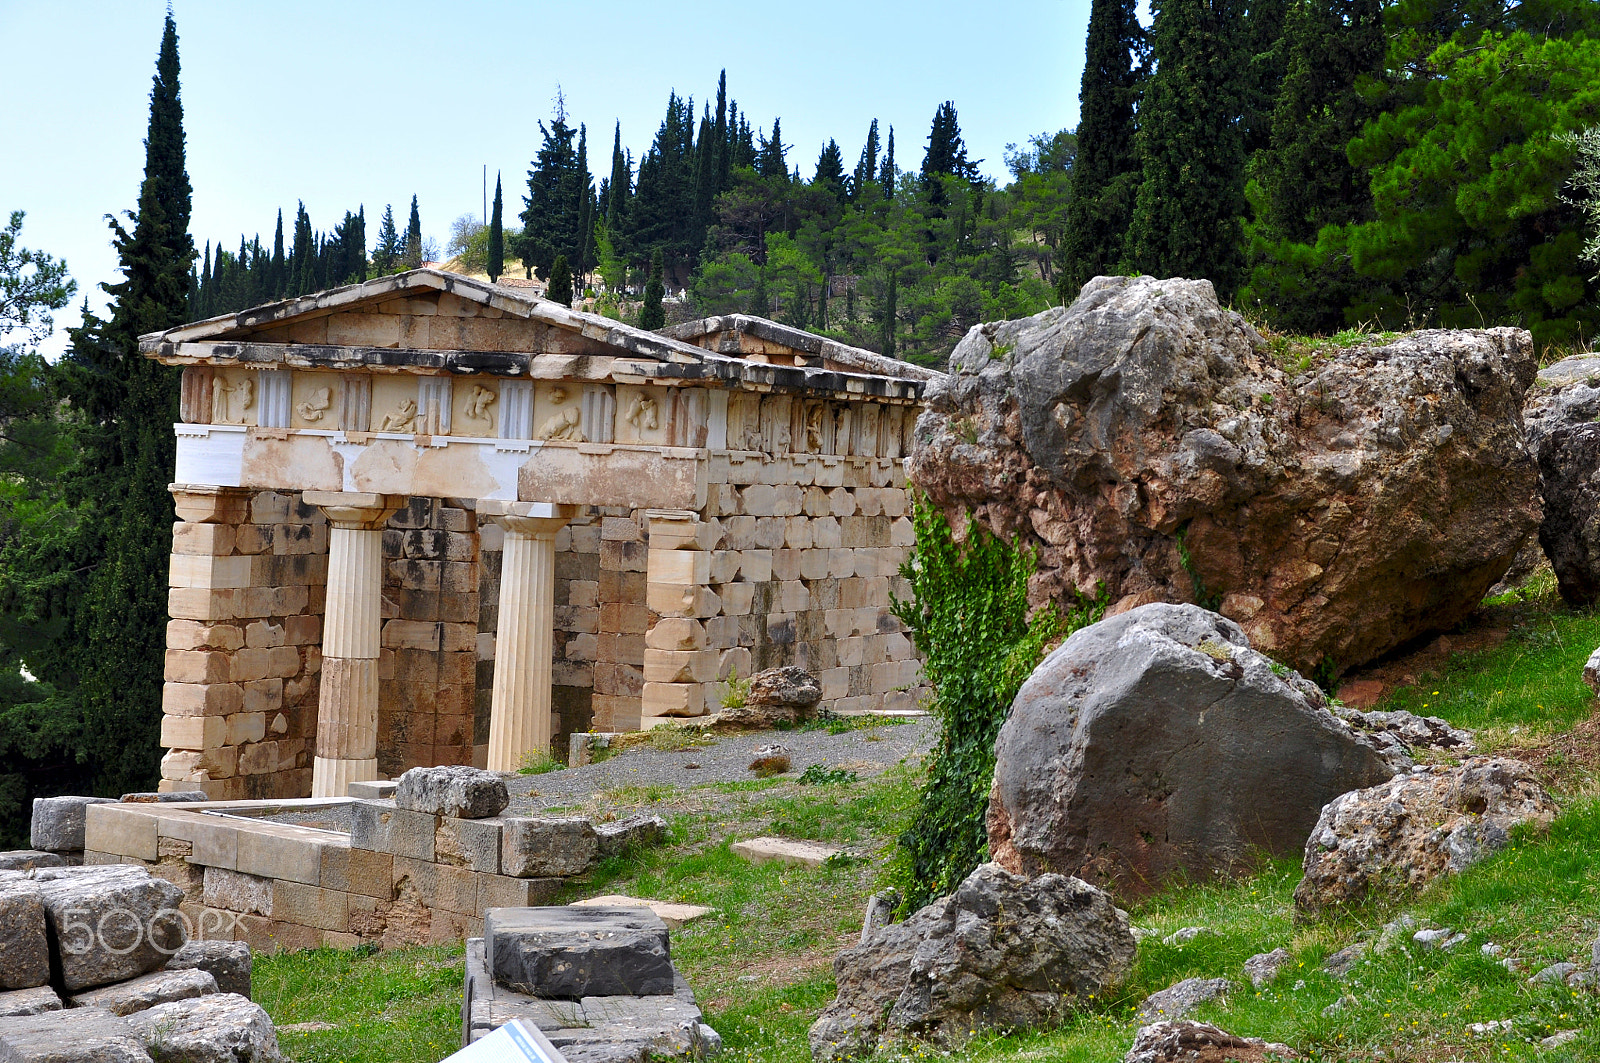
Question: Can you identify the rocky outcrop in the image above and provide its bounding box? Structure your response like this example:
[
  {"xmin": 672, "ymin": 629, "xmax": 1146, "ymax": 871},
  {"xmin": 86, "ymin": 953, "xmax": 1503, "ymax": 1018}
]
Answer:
[
  {"xmin": 909, "ymin": 275, "xmax": 1541, "ymax": 673},
  {"xmin": 717, "ymin": 666, "xmax": 823, "ymax": 729},
  {"xmin": 1123, "ymin": 1021, "xmax": 1298, "ymax": 1063},
  {"xmin": 988, "ymin": 604, "xmax": 1397, "ymax": 897},
  {"xmin": 808, "ymin": 863, "xmax": 1134, "ymax": 1061},
  {"xmin": 1524, "ymin": 355, "xmax": 1600, "ymax": 603},
  {"xmin": 1294, "ymin": 758, "xmax": 1558, "ymax": 919}
]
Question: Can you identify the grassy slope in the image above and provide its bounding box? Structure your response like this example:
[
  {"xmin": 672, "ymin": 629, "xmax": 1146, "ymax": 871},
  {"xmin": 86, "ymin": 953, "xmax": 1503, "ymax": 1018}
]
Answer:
[{"xmin": 259, "ymin": 583, "xmax": 1600, "ymax": 1063}]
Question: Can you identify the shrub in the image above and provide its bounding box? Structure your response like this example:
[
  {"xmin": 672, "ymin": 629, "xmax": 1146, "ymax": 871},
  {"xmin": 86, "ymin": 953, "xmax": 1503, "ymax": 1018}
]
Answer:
[{"xmin": 890, "ymin": 496, "xmax": 1105, "ymax": 911}]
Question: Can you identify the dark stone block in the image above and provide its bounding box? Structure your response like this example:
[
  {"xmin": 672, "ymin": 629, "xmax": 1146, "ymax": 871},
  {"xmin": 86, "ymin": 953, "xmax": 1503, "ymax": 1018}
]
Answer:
[{"xmin": 485, "ymin": 907, "xmax": 674, "ymax": 999}]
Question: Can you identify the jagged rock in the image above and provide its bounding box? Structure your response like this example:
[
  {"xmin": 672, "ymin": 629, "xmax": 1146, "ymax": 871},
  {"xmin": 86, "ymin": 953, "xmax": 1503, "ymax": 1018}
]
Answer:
[
  {"xmin": 23, "ymin": 865, "xmax": 187, "ymax": 991},
  {"xmin": 1123, "ymin": 1021, "xmax": 1297, "ymax": 1063},
  {"xmin": 1322, "ymin": 942, "xmax": 1370, "ymax": 978},
  {"xmin": 0, "ymin": 988, "xmax": 61, "ymax": 1018},
  {"xmin": 808, "ymin": 863, "xmax": 1134, "ymax": 1061},
  {"xmin": 0, "ymin": 1007, "xmax": 153, "ymax": 1063},
  {"xmin": 0, "ymin": 885, "xmax": 49, "ymax": 990},
  {"xmin": 1523, "ymin": 355, "xmax": 1600, "ymax": 603},
  {"xmin": 909, "ymin": 275, "xmax": 1540, "ymax": 673},
  {"xmin": 595, "ymin": 813, "xmax": 668, "ymax": 857},
  {"xmin": 987, "ymin": 604, "xmax": 1396, "ymax": 896},
  {"xmin": 0, "ymin": 852, "xmax": 62, "ymax": 873},
  {"xmin": 392, "ymin": 765, "xmax": 508, "ymax": 819},
  {"xmin": 717, "ymin": 666, "xmax": 823, "ymax": 729},
  {"xmin": 1295, "ymin": 758, "xmax": 1557, "ymax": 919},
  {"xmin": 1243, "ymin": 949, "xmax": 1291, "ymax": 989},
  {"xmin": 29, "ymin": 796, "xmax": 114, "ymax": 853},
  {"xmin": 70, "ymin": 968, "xmax": 218, "ymax": 1016},
  {"xmin": 1330, "ymin": 706, "xmax": 1474, "ymax": 757},
  {"xmin": 126, "ymin": 993, "xmax": 282, "ymax": 1063},
  {"xmin": 1585, "ymin": 646, "xmax": 1600, "ymax": 697},
  {"xmin": 165, "ymin": 940, "xmax": 253, "ymax": 999},
  {"xmin": 1135, "ymin": 978, "xmax": 1233, "ymax": 1023}
]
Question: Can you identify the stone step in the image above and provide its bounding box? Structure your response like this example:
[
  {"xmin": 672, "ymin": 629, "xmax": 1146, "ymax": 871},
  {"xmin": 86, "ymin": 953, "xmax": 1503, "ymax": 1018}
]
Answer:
[
  {"xmin": 730, "ymin": 836, "xmax": 841, "ymax": 869},
  {"xmin": 485, "ymin": 907, "xmax": 676, "ymax": 1000}
]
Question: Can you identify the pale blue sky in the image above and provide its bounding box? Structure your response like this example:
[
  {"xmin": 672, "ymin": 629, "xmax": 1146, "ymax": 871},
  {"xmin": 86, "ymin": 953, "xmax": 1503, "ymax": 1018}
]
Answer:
[{"xmin": 3, "ymin": 1, "xmax": 1096, "ymax": 353}]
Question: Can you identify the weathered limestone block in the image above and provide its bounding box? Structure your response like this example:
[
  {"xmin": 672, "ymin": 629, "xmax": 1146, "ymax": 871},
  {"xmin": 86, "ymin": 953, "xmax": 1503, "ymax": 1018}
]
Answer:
[
  {"xmin": 0, "ymin": 852, "xmax": 61, "ymax": 873},
  {"xmin": 28, "ymin": 865, "xmax": 188, "ymax": 991},
  {"xmin": 349, "ymin": 802, "xmax": 437, "ymax": 861},
  {"xmin": 0, "ymin": 886, "xmax": 50, "ymax": 990},
  {"xmin": 0, "ymin": 987, "xmax": 61, "ymax": 1018},
  {"xmin": 393, "ymin": 765, "xmax": 509, "ymax": 819},
  {"xmin": 595, "ymin": 814, "xmax": 668, "ymax": 857},
  {"xmin": 434, "ymin": 816, "xmax": 503, "ymax": 874},
  {"xmin": 165, "ymin": 941, "xmax": 253, "ymax": 999},
  {"xmin": 485, "ymin": 906, "xmax": 676, "ymax": 999},
  {"xmin": 1523, "ymin": 355, "xmax": 1600, "ymax": 603},
  {"xmin": 70, "ymin": 969, "xmax": 218, "ymax": 1016},
  {"xmin": 0, "ymin": 1007, "xmax": 153, "ymax": 1063},
  {"xmin": 30, "ymin": 796, "xmax": 115, "ymax": 852},
  {"xmin": 125, "ymin": 993, "xmax": 282, "ymax": 1063},
  {"xmin": 502, "ymin": 817, "xmax": 599, "ymax": 878}
]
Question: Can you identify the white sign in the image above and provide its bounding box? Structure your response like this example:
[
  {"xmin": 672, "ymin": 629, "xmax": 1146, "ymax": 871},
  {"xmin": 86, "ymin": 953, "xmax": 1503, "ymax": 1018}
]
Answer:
[{"xmin": 440, "ymin": 1019, "xmax": 567, "ymax": 1063}]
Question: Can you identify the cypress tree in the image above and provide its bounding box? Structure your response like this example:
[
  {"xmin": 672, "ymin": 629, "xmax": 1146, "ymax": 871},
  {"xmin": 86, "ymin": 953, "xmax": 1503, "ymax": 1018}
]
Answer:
[
  {"xmin": 487, "ymin": 174, "xmax": 505, "ymax": 282},
  {"xmin": 814, "ymin": 140, "xmax": 846, "ymax": 200},
  {"xmin": 405, "ymin": 195, "xmax": 423, "ymax": 268},
  {"xmin": 1058, "ymin": 0, "xmax": 1147, "ymax": 297},
  {"xmin": 269, "ymin": 209, "xmax": 285, "ymax": 297},
  {"xmin": 713, "ymin": 71, "xmax": 732, "ymax": 194},
  {"xmin": 373, "ymin": 205, "xmax": 401, "ymax": 274},
  {"xmin": 921, "ymin": 102, "xmax": 977, "ymax": 183},
  {"xmin": 852, "ymin": 120, "xmax": 881, "ymax": 201},
  {"xmin": 547, "ymin": 254, "xmax": 573, "ymax": 306},
  {"xmin": 606, "ymin": 122, "xmax": 631, "ymax": 231},
  {"xmin": 880, "ymin": 269, "xmax": 898, "ymax": 357},
  {"xmin": 639, "ymin": 249, "xmax": 666, "ymax": 330},
  {"xmin": 1125, "ymin": 0, "xmax": 1250, "ymax": 297},
  {"xmin": 756, "ymin": 119, "xmax": 788, "ymax": 181},
  {"xmin": 574, "ymin": 125, "xmax": 595, "ymax": 287},
  {"xmin": 878, "ymin": 128, "xmax": 896, "ymax": 196},
  {"xmin": 53, "ymin": 11, "xmax": 196, "ymax": 796}
]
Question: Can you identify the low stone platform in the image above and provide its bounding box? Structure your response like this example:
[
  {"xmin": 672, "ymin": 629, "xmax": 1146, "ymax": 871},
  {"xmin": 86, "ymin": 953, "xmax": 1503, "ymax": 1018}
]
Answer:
[{"xmin": 731, "ymin": 836, "xmax": 842, "ymax": 868}]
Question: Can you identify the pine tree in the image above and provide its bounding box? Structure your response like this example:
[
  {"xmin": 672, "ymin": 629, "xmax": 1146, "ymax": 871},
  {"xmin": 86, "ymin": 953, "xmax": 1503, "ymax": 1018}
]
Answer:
[
  {"xmin": 1125, "ymin": 0, "xmax": 1250, "ymax": 297},
  {"xmin": 373, "ymin": 205, "xmax": 402, "ymax": 274},
  {"xmin": 53, "ymin": 11, "xmax": 196, "ymax": 796},
  {"xmin": 756, "ymin": 119, "xmax": 788, "ymax": 181},
  {"xmin": 921, "ymin": 102, "xmax": 978, "ymax": 183},
  {"xmin": 487, "ymin": 174, "xmax": 505, "ymax": 282},
  {"xmin": 1058, "ymin": 0, "xmax": 1147, "ymax": 296},
  {"xmin": 639, "ymin": 249, "xmax": 666, "ymax": 330},
  {"xmin": 547, "ymin": 254, "xmax": 573, "ymax": 306},
  {"xmin": 519, "ymin": 103, "xmax": 583, "ymax": 280},
  {"xmin": 813, "ymin": 140, "xmax": 846, "ymax": 200},
  {"xmin": 404, "ymin": 195, "xmax": 423, "ymax": 268}
]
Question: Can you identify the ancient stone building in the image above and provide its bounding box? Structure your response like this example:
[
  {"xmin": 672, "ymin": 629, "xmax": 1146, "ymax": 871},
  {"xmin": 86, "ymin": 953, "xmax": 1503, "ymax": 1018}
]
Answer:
[{"xmin": 141, "ymin": 270, "xmax": 935, "ymax": 801}]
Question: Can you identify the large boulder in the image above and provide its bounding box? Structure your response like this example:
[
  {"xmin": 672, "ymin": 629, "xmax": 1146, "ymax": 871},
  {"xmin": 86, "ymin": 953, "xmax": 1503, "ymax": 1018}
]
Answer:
[
  {"xmin": 1523, "ymin": 354, "xmax": 1600, "ymax": 602},
  {"xmin": 808, "ymin": 863, "xmax": 1134, "ymax": 1061},
  {"xmin": 1295, "ymin": 757, "xmax": 1557, "ymax": 919},
  {"xmin": 13, "ymin": 865, "xmax": 187, "ymax": 991},
  {"xmin": 908, "ymin": 275, "xmax": 1540, "ymax": 673},
  {"xmin": 393, "ymin": 765, "xmax": 509, "ymax": 819},
  {"xmin": 988, "ymin": 604, "xmax": 1397, "ymax": 897},
  {"xmin": 125, "ymin": 993, "xmax": 282, "ymax": 1063}
]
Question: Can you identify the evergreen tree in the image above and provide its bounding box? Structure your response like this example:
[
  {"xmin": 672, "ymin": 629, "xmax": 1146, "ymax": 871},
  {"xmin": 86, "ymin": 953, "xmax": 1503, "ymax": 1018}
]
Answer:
[
  {"xmin": 606, "ymin": 122, "xmax": 631, "ymax": 231},
  {"xmin": 756, "ymin": 119, "xmax": 788, "ymax": 181},
  {"xmin": 574, "ymin": 125, "xmax": 595, "ymax": 288},
  {"xmin": 52, "ymin": 12, "xmax": 195, "ymax": 797},
  {"xmin": 404, "ymin": 195, "xmax": 423, "ymax": 268},
  {"xmin": 713, "ymin": 71, "xmax": 732, "ymax": 194},
  {"xmin": 921, "ymin": 102, "xmax": 978, "ymax": 183},
  {"xmin": 269, "ymin": 209, "xmax": 285, "ymax": 297},
  {"xmin": 373, "ymin": 204, "xmax": 402, "ymax": 274},
  {"xmin": 519, "ymin": 102, "xmax": 584, "ymax": 280},
  {"xmin": 813, "ymin": 140, "xmax": 846, "ymax": 200},
  {"xmin": 878, "ymin": 128, "xmax": 896, "ymax": 196},
  {"xmin": 487, "ymin": 173, "xmax": 505, "ymax": 282},
  {"xmin": 639, "ymin": 250, "xmax": 666, "ymax": 329},
  {"xmin": 628, "ymin": 93, "xmax": 699, "ymax": 270},
  {"xmin": 290, "ymin": 202, "xmax": 314, "ymax": 294},
  {"xmin": 852, "ymin": 120, "xmax": 881, "ymax": 201},
  {"xmin": 547, "ymin": 254, "xmax": 573, "ymax": 306},
  {"xmin": 1058, "ymin": 0, "xmax": 1147, "ymax": 296},
  {"xmin": 1126, "ymin": 0, "xmax": 1250, "ymax": 297}
]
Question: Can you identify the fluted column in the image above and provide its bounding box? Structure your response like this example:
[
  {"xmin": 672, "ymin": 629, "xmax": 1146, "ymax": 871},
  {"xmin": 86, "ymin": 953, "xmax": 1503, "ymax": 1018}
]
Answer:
[
  {"xmin": 481, "ymin": 501, "xmax": 577, "ymax": 772},
  {"xmin": 304, "ymin": 491, "xmax": 402, "ymax": 797}
]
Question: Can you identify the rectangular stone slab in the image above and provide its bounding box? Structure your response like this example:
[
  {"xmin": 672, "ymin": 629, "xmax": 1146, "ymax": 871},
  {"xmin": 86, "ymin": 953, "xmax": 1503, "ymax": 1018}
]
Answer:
[
  {"xmin": 485, "ymin": 907, "xmax": 675, "ymax": 999},
  {"xmin": 729, "ymin": 836, "xmax": 841, "ymax": 869},
  {"xmin": 69, "ymin": 968, "xmax": 217, "ymax": 1016},
  {"xmin": 0, "ymin": 887, "xmax": 49, "ymax": 991},
  {"xmin": 27, "ymin": 867, "xmax": 187, "ymax": 991},
  {"xmin": 0, "ymin": 989, "xmax": 60, "ymax": 1019},
  {"xmin": 0, "ymin": 1007, "xmax": 153, "ymax": 1063},
  {"xmin": 29, "ymin": 797, "xmax": 114, "ymax": 853}
]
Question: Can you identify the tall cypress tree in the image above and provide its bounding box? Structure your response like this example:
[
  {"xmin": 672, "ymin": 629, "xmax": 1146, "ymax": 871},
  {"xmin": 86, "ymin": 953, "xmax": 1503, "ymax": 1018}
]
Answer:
[
  {"xmin": 54, "ymin": 11, "xmax": 195, "ymax": 795},
  {"xmin": 404, "ymin": 195, "xmax": 423, "ymax": 268},
  {"xmin": 852, "ymin": 120, "xmax": 881, "ymax": 201},
  {"xmin": 487, "ymin": 173, "xmax": 505, "ymax": 282},
  {"xmin": 269, "ymin": 209, "xmax": 285, "ymax": 298},
  {"xmin": 1125, "ymin": 0, "xmax": 1250, "ymax": 297},
  {"xmin": 1058, "ymin": 0, "xmax": 1147, "ymax": 297},
  {"xmin": 547, "ymin": 254, "xmax": 573, "ymax": 307},
  {"xmin": 373, "ymin": 205, "xmax": 401, "ymax": 274},
  {"xmin": 878, "ymin": 128, "xmax": 896, "ymax": 196}
]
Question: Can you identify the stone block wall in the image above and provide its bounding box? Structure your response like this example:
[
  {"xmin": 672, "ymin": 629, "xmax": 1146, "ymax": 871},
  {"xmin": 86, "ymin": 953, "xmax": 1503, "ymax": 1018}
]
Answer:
[{"xmin": 162, "ymin": 488, "xmax": 327, "ymax": 799}]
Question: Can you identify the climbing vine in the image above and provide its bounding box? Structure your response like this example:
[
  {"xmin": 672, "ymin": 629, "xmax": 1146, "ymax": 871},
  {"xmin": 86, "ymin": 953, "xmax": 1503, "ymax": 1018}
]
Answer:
[{"xmin": 890, "ymin": 496, "xmax": 1105, "ymax": 911}]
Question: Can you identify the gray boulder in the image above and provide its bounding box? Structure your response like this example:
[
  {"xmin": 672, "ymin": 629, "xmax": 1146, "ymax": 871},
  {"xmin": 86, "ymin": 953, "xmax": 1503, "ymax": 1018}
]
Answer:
[
  {"xmin": 808, "ymin": 863, "xmax": 1134, "ymax": 1061},
  {"xmin": 502, "ymin": 817, "xmax": 599, "ymax": 877},
  {"xmin": 29, "ymin": 797, "xmax": 114, "ymax": 853},
  {"xmin": 1523, "ymin": 355, "xmax": 1600, "ymax": 603},
  {"xmin": 126, "ymin": 994, "xmax": 282, "ymax": 1063},
  {"xmin": 718, "ymin": 666, "xmax": 823, "ymax": 728},
  {"xmin": 909, "ymin": 275, "xmax": 1541, "ymax": 674},
  {"xmin": 595, "ymin": 813, "xmax": 668, "ymax": 857},
  {"xmin": 1135, "ymin": 978, "xmax": 1233, "ymax": 1024},
  {"xmin": 393, "ymin": 765, "xmax": 509, "ymax": 819},
  {"xmin": 0, "ymin": 853, "xmax": 62, "ymax": 873},
  {"xmin": 70, "ymin": 968, "xmax": 218, "ymax": 1016},
  {"xmin": 0, "ymin": 886, "xmax": 49, "ymax": 990},
  {"xmin": 165, "ymin": 940, "xmax": 253, "ymax": 999},
  {"xmin": 1243, "ymin": 949, "xmax": 1291, "ymax": 989},
  {"xmin": 1295, "ymin": 758, "xmax": 1557, "ymax": 919},
  {"xmin": 26, "ymin": 865, "xmax": 187, "ymax": 991},
  {"xmin": 0, "ymin": 988, "xmax": 60, "ymax": 1018},
  {"xmin": 486, "ymin": 907, "xmax": 676, "ymax": 999},
  {"xmin": 988, "ymin": 604, "xmax": 1397, "ymax": 897},
  {"xmin": 1124, "ymin": 1021, "xmax": 1298, "ymax": 1063},
  {"xmin": 0, "ymin": 1007, "xmax": 153, "ymax": 1063},
  {"xmin": 1330, "ymin": 706, "xmax": 1474, "ymax": 757}
]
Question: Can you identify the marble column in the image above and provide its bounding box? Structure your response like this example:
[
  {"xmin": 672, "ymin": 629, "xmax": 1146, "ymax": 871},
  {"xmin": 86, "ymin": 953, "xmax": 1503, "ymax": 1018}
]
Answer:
[
  {"xmin": 304, "ymin": 491, "xmax": 402, "ymax": 798},
  {"xmin": 480, "ymin": 501, "xmax": 577, "ymax": 772}
]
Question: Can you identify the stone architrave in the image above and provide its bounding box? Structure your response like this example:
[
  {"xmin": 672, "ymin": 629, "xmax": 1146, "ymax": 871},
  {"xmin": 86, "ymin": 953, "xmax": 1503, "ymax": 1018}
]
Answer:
[
  {"xmin": 303, "ymin": 492, "xmax": 402, "ymax": 798},
  {"xmin": 480, "ymin": 501, "xmax": 577, "ymax": 771}
]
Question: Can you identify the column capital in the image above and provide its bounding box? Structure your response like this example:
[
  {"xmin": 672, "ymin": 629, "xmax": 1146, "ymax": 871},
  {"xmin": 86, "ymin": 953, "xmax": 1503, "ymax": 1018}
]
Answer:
[
  {"xmin": 303, "ymin": 491, "xmax": 404, "ymax": 529},
  {"xmin": 169, "ymin": 484, "xmax": 253, "ymax": 524},
  {"xmin": 480, "ymin": 500, "xmax": 578, "ymax": 538}
]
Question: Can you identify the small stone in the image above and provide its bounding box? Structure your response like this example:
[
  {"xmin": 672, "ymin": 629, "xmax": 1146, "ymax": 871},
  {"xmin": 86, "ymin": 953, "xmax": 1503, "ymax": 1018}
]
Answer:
[
  {"xmin": 1122, "ymin": 1020, "xmax": 1298, "ymax": 1063},
  {"xmin": 1322, "ymin": 942, "xmax": 1370, "ymax": 978},
  {"xmin": 1134, "ymin": 978, "xmax": 1232, "ymax": 1023},
  {"xmin": 1242, "ymin": 948, "xmax": 1291, "ymax": 989},
  {"xmin": 0, "ymin": 987, "xmax": 61, "ymax": 1017},
  {"xmin": 1567, "ymin": 969, "xmax": 1595, "ymax": 988},
  {"xmin": 0, "ymin": 885, "xmax": 50, "ymax": 990},
  {"xmin": 571, "ymin": 896, "xmax": 714, "ymax": 930},
  {"xmin": 29, "ymin": 796, "xmax": 114, "ymax": 852},
  {"xmin": 1161, "ymin": 926, "xmax": 1211, "ymax": 947},
  {"xmin": 748, "ymin": 746, "xmax": 791, "ymax": 777},
  {"xmin": 1321, "ymin": 995, "xmax": 1355, "ymax": 1017},
  {"xmin": 70, "ymin": 968, "xmax": 218, "ymax": 1016},
  {"xmin": 1412, "ymin": 927, "xmax": 1454, "ymax": 949},
  {"xmin": 1375, "ymin": 914, "xmax": 1417, "ymax": 953},
  {"xmin": 1530, "ymin": 962, "xmax": 1578, "ymax": 985},
  {"xmin": 859, "ymin": 891, "xmax": 898, "ymax": 945},
  {"xmin": 594, "ymin": 814, "xmax": 667, "ymax": 857},
  {"xmin": 126, "ymin": 993, "xmax": 282, "ymax": 1063},
  {"xmin": 0, "ymin": 852, "xmax": 63, "ymax": 873},
  {"xmin": 1480, "ymin": 942, "xmax": 1503, "ymax": 958},
  {"xmin": 393, "ymin": 765, "xmax": 508, "ymax": 819},
  {"xmin": 164, "ymin": 941, "xmax": 253, "ymax": 999},
  {"xmin": 118, "ymin": 791, "xmax": 209, "ymax": 803},
  {"xmin": 730, "ymin": 837, "xmax": 840, "ymax": 869},
  {"xmin": 1543, "ymin": 1029, "xmax": 1580, "ymax": 1048},
  {"xmin": 1468, "ymin": 1019, "xmax": 1514, "ymax": 1036}
]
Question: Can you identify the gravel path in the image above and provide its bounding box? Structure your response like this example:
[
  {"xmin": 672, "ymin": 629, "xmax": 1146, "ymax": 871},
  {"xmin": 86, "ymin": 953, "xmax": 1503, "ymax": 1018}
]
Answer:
[{"xmin": 503, "ymin": 717, "xmax": 937, "ymax": 813}]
